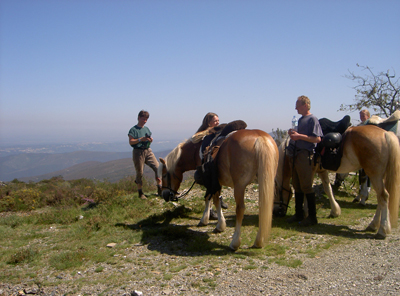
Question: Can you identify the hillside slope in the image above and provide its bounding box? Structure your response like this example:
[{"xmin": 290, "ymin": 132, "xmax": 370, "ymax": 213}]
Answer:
[
  {"xmin": 0, "ymin": 151, "xmax": 133, "ymax": 181},
  {"xmin": 15, "ymin": 150, "xmax": 182, "ymax": 183},
  {"xmin": 18, "ymin": 158, "xmax": 138, "ymax": 183}
]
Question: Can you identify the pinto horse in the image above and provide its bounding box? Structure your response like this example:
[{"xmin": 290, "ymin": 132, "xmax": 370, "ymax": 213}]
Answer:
[
  {"xmin": 274, "ymin": 125, "xmax": 400, "ymax": 239},
  {"xmin": 158, "ymin": 129, "xmax": 278, "ymax": 251}
]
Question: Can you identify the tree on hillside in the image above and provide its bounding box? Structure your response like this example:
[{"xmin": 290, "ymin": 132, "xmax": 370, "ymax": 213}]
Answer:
[
  {"xmin": 271, "ymin": 128, "xmax": 288, "ymax": 147},
  {"xmin": 339, "ymin": 64, "xmax": 400, "ymax": 117}
]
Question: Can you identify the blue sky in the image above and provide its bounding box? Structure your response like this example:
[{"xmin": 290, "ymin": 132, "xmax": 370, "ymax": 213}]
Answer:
[{"xmin": 1, "ymin": 0, "xmax": 399, "ymax": 147}]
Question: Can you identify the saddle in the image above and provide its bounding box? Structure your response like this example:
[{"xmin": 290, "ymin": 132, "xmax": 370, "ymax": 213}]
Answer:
[
  {"xmin": 316, "ymin": 115, "xmax": 351, "ymax": 171},
  {"xmin": 319, "ymin": 115, "xmax": 351, "ymax": 135},
  {"xmin": 365, "ymin": 110, "xmax": 400, "ymax": 133},
  {"xmin": 194, "ymin": 120, "xmax": 247, "ymax": 198}
]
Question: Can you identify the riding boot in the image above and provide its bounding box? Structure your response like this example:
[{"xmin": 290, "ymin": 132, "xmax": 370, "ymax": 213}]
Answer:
[
  {"xmin": 299, "ymin": 193, "xmax": 318, "ymax": 226},
  {"xmin": 209, "ymin": 208, "xmax": 218, "ymax": 220},
  {"xmin": 157, "ymin": 185, "xmax": 162, "ymax": 197},
  {"xmin": 220, "ymin": 196, "xmax": 228, "ymax": 209},
  {"xmin": 286, "ymin": 192, "xmax": 304, "ymax": 223},
  {"xmin": 138, "ymin": 189, "xmax": 146, "ymax": 200}
]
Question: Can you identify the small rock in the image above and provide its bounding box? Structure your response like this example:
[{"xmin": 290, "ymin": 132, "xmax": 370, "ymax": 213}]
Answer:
[{"xmin": 107, "ymin": 243, "xmax": 117, "ymax": 248}]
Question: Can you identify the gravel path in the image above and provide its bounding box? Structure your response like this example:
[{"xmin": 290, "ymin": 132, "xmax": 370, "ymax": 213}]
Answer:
[{"xmin": 2, "ymin": 187, "xmax": 400, "ymax": 296}]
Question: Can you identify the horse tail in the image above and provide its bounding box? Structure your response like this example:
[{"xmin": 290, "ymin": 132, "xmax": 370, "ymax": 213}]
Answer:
[
  {"xmin": 254, "ymin": 134, "xmax": 279, "ymax": 247},
  {"xmin": 385, "ymin": 131, "xmax": 400, "ymax": 228}
]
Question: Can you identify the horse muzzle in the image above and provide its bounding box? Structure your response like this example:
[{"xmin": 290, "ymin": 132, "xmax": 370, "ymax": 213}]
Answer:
[
  {"xmin": 162, "ymin": 190, "xmax": 178, "ymax": 202},
  {"xmin": 273, "ymin": 205, "xmax": 287, "ymax": 217}
]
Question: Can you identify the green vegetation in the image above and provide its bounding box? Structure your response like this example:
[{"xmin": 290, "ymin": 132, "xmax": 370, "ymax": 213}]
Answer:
[{"xmin": 0, "ymin": 174, "xmax": 385, "ymax": 293}]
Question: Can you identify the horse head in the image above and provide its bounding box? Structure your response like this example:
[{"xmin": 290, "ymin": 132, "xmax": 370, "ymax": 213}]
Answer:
[{"xmin": 158, "ymin": 157, "xmax": 183, "ymax": 202}]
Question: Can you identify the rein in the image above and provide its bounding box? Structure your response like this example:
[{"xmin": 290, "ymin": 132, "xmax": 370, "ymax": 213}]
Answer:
[{"xmin": 162, "ymin": 170, "xmax": 197, "ymax": 201}]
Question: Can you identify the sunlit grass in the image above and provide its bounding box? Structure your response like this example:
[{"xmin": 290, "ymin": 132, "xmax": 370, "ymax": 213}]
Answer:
[{"xmin": 0, "ymin": 174, "xmax": 394, "ymax": 293}]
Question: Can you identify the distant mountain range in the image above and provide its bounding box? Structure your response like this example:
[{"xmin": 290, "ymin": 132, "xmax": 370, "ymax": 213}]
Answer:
[
  {"xmin": 1, "ymin": 150, "xmax": 173, "ymax": 183},
  {"xmin": 0, "ymin": 140, "xmax": 184, "ymax": 182}
]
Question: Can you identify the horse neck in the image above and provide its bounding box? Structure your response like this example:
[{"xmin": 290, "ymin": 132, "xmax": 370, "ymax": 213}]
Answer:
[{"xmin": 177, "ymin": 140, "xmax": 202, "ymax": 173}]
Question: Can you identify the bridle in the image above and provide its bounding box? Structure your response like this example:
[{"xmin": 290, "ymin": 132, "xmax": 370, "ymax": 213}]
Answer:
[{"xmin": 161, "ymin": 168, "xmax": 196, "ymax": 201}]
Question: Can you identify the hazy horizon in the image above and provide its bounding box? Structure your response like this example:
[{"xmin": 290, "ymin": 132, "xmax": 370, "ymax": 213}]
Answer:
[{"xmin": 1, "ymin": 1, "xmax": 399, "ymax": 147}]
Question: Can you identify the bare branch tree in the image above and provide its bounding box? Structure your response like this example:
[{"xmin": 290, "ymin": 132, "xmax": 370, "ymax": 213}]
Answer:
[
  {"xmin": 339, "ymin": 64, "xmax": 400, "ymax": 117},
  {"xmin": 271, "ymin": 128, "xmax": 288, "ymax": 147}
]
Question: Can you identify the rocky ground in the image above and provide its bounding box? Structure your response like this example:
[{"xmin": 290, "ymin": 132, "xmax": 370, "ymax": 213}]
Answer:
[{"xmin": 2, "ymin": 186, "xmax": 400, "ymax": 296}]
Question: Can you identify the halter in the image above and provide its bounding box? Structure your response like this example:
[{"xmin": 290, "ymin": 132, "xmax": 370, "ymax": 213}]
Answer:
[{"xmin": 162, "ymin": 168, "xmax": 196, "ymax": 201}]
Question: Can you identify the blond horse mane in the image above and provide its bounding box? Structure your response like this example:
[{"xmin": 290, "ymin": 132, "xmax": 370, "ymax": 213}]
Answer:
[
  {"xmin": 163, "ymin": 133, "xmax": 202, "ymax": 173},
  {"xmin": 191, "ymin": 130, "xmax": 209, "ymax": 143}
]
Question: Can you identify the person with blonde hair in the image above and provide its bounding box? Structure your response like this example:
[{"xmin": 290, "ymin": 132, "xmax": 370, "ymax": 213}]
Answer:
[
  {"xmin": 286, "ymin": 96, "xmax": 323, "ymax": 226},
  {"xmin": 358, "ymin": 109, "xmax": 371, "ymax": 198},
  {"xmin": 359, "ymin": 109, "xmax": 370, "ymax": 124}
]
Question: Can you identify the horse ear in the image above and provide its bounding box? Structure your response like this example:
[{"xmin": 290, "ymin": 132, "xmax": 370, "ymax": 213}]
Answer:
[{"xmin": 159, "ymin": 158, "xmax": 166, "ymax": 165}]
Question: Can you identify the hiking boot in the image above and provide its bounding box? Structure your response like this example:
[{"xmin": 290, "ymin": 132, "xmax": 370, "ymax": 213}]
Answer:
[
  {"xmin": 286, "ymin": 215, "xmax": 303, "ymax": 224},
  {"xmin": 209, "ymin": 208, "xmax": 218, "ymax": 220},
  {"xmin": 286, "ymin": 192, "xmax": 305, "ymax": 224},
  {"xmin": 157, "ymin": 186, "xmax": 162, "ymax": 197},
  {"xmin": 220, "ymin": 196, "xmax": 228, "ymax": 209},
  {"xmin": 139, "ymin": 193, "xmax": 147, "ymax": 200},
  {"xmin": 299, "ymin": 216, "xmax": 318, "ymax": 227}
]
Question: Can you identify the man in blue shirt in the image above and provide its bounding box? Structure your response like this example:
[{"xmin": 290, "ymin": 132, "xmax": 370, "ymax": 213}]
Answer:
[{"xmin": 287, "ymin": 96, "xmax": 323, "ymax": 226}]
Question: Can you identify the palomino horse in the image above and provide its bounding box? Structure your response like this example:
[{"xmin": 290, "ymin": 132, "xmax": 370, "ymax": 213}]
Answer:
[
  {"xmin": 274, "ymin": 124, "xmax": 400, "ymax": 239},
  {"xmin": 349, "ymin": 111, "xmax": 400, "ymax": 205},
  {"xmin": 158, "ymin": 129, "xmax": 278, "ymax": 251}
]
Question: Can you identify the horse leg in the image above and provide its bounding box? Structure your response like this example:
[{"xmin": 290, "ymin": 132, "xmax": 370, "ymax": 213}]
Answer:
[
  {"xmin": 229, "ymin": 185, "xmax": 246, "ymax": 251},
  {"xmin": 212, "ymin": 191, "xmax": 226, "ymax": 233},
  {"xmin": 198, "ymin": 196, "xmax": 212, "ymax": 226},
  {"xmin": 366, "ymin": 179, "xmax": 391, "ymax": 238},
  {"xmin": 375, "ymin": 192, "xmax": 391, "ymax": 239},
  {"xmin": 357, "ymin": 180, "xmax": 369, "ymax": 206},
  {"xmin": 319, "ymin": 171, "xmax": 341, "ymax": 218},
  {"xmin": 354, "ymin": 170, "xmax": 369, "ymax": 205}
]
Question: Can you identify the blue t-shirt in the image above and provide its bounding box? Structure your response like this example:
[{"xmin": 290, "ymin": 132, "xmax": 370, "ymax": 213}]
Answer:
[
  {"xmin": 289, "ymin": 114, "xmax": 323, "ymax": 152},
  {"xmin": 128, "ymin": 125, "xmax": 152, "ymax": 149}
]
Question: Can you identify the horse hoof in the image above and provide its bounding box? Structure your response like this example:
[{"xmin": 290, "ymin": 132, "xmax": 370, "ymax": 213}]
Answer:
[
  {"xmin": 365, "ymin": 226, "xmax": 376, "ymax": 232},
  {"xmin": 352, "ymin": 198, "xmax": 359, "ymax": 203},
  {"xmin": 229, "ymin": 245, "xmax": 238, "ymax": 252},
  {"xmin": 213, "ymin": 228, "xmax": 222, "ymax": 233},
  {"xmin": 197, "ymin": 221, "xmax": 207, "ymax": 227},
  {"xmin": 374, "ymin": 233, "xmax": 386, "ymax": 240},
  {"xmin": 251, "ymin": 244, "xmax": 262, "ymax": 249}
]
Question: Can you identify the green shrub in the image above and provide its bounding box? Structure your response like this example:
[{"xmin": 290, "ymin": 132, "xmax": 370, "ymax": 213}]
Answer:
[{"xmin": 7, "ymin": 247, "xmax": 38, "ymax": 265}]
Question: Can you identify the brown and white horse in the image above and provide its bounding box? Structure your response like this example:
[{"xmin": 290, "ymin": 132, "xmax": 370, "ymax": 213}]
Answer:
[
  {"xmin": 274, "ymin": 124, "xmax": 400, "ymax": 239},
  {"xmin": 158, "ymin": 129, "xmax": 279, "ymax": 251}
]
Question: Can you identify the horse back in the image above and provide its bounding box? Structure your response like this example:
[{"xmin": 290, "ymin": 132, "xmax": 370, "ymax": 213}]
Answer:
[
  {"xmin": 340, "ymin": 125, "xmax": 388, "ymax": 173},
  {"xmin": 217, "ymin": 129, "xmax": 275, "ymax": 187}
]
